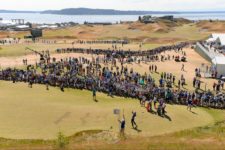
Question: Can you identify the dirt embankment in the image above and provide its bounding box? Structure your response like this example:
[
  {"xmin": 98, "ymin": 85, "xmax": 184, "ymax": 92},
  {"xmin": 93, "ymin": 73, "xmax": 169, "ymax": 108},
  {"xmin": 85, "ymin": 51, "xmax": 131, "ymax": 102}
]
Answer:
[
  {"xmin": 127, "ymin": 18, "xmax": 191, "ymax": 33},
  {"xmin": 197, "ymin": 20, "xmax": 225, "ymax": 32},
  {"xmin": 0, "ymin": 31, "xmax": 28, "ymax": 38}
]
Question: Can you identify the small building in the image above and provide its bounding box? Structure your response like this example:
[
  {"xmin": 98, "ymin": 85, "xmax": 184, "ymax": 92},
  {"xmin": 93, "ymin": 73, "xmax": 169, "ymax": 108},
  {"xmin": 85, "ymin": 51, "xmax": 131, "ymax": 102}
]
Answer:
[
  {"xmin": 11, "ymin": 19, "xmax": 25, "ymax": 25},
  {"xmin": 159, "ymin": 15, "xmax": 174, "ymax": 21},
  {"xmin": 212, "ymin": 56, "xmax": 225, "ymax": 78},
  {"xmin": 0, "ymin": 20, "xmax": 15, "ymax": 27},
  {"xmin": 31, "ymin": 29, "xmax": 43, "ymax": 38},
  {"xmin": 140, "ymin": 15, "xmax": 155, "ymax": 24},
  {"xmin": 14, "ymin": 25, "xmax": 30, "ymax": 31},
  {"xmin": 37, "ymin": 24, "xmax": 58, "ymax": 29}
]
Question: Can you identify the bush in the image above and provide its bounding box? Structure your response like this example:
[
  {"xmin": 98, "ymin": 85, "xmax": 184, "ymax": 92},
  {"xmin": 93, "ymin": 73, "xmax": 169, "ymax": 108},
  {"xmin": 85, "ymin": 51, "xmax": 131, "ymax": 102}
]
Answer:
[{"xmin": 54, "ymin": 132, "xmax": 69, "ymax": 149}]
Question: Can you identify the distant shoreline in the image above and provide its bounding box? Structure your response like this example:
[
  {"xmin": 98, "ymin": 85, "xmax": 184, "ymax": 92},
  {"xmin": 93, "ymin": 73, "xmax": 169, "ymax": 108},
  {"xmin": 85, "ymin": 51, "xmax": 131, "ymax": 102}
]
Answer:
[{"xmin": 1, "ymin": 11, "xmax": 225, "ymax": 24}]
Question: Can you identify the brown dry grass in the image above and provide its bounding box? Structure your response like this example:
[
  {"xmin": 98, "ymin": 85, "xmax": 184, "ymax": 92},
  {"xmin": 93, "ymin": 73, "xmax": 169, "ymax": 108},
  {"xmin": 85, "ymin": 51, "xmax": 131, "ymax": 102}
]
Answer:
[
  {"xmin": 0, "ymin": 20, "xmax": 210, "ymax": 45},
  {"xmin": 197, "ymin": 20, "xmax": 225, "ymax": 32}
]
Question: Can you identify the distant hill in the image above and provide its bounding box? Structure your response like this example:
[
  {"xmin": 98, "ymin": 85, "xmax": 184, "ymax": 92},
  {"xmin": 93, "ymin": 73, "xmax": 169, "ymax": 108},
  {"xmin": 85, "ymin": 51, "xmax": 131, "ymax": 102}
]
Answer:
[{"xmin": 41, "ymin": 8, "xmax": 179, "ymax": 15}]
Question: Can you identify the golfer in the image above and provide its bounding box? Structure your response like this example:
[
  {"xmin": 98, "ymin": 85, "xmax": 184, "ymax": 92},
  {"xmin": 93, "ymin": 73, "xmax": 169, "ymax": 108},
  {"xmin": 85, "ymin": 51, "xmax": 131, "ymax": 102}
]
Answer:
[
  {"xmin": 118, "ymin": 114, "xmax": 126, "ymax": 137},
  {"xmin": 131, "ymin": 111, "xmax": 137, "ymax": 129}
]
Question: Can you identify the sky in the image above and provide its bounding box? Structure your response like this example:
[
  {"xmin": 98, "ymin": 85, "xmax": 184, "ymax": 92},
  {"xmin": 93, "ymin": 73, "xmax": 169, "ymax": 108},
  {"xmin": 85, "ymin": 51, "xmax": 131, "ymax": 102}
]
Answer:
[{"xmin": 0, "ymin": 0, "xmax": 225, "ymax": 11}]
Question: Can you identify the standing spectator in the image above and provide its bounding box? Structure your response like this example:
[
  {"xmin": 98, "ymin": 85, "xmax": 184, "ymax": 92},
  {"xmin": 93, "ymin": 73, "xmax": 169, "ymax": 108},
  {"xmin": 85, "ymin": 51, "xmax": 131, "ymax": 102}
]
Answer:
[
  {"xmin": 181, "ymin": 64, "xmax": 185, "ymax": 71},
  {"xmin": 92, "ymin": 87, "xmax": 97, "ymax": 101}
]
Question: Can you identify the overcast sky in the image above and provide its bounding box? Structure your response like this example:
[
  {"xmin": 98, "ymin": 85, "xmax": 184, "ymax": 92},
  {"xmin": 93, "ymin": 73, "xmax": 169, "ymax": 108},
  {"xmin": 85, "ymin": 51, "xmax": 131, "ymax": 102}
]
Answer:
[{"xmin": 0, "ymin": 0, "xmax": 224, "ymax": 11}]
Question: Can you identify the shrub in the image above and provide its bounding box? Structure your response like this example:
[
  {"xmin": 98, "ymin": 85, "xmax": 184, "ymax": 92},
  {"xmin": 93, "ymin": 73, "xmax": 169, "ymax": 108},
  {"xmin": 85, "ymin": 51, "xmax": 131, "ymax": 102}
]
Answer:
[{"xmin": 54, "ymin": 132, "xmax": 69, "ymax": 149}]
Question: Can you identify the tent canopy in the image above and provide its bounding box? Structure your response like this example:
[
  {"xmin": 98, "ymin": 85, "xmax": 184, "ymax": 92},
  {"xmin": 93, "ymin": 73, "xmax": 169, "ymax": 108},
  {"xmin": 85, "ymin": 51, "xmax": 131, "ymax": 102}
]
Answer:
[
  {"xmin": 212, "ymin": 56, "xmax": 225, "ymax": 65},
  {"xmin": 207, "ymin": 33, "xmax": 225, "ymax": 45},
  {"xmin": 212, "ymin": 56, "xmax": 225, "ymax": 77},
  {"xmin": 216, "ymin": 36, "xmax": 225, "ymax": 46}
]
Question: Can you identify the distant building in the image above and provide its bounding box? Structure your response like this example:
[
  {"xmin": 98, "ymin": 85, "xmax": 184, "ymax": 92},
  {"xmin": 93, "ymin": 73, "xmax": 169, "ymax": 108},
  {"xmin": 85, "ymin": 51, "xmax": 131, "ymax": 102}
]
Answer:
[
  {"xmin": 14, "ymin": 25, "xmax": 30, "ymax": 31},
  {"xmin": 0, "ymin": 20, "xmax": 15, "ymax": 27},
  {"xmin": 31, "ymin": 29, "xmax": 43, "ymax": 38},
  {"xmin": 37, "ymin": 24, "xmax": 58, "ymax": 29},
  {"xmin": 159, "ymin": 15, "xmax": 174, "ymax": 21},
  {"xmin": 139, "ymin": 15, "xmax": 174, "ymax": 23},
  {"xmin": 11, "ymin": 19, "xmax": 25, "ymax": 25},
  {"xmin": 139, "ymin": 15, "xmax": 155, "ymax": 24}
]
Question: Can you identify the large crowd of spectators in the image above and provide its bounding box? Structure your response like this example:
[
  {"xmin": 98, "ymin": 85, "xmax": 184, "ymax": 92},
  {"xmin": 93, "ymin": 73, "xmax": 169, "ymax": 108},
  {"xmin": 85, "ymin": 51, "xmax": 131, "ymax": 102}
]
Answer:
[{"xmin": 0, "ymin": 54, "xmax": 224, "ymax": 109}]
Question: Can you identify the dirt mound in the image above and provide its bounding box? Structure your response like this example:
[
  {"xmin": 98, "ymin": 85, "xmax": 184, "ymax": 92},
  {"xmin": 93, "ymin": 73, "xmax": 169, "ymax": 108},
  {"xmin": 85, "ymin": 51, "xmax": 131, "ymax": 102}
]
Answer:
[
  {"xmin": 127, "ymin": 19, "xmax": 190, "ymax": 34},
  {"xmin": 127, "ymin": 22, "xmax": 161, "ymax": 32},
  {"xmin": 78, "ymin": 31, "xmax": 88, "ymax": 34},
  {"xmin": 0, "ymin": 31, "xmax": 27, "ymax": 38},
  {"xmin": 197, "ymin": 21, "xmax": 225, "ymax": 32},
  {"xmin": 155, "ymin": 28, "xmax": 169, "ymax": 33},
  {"xmin": 175, "ymin": 18, "xmax": 192, "ymax": 24}
]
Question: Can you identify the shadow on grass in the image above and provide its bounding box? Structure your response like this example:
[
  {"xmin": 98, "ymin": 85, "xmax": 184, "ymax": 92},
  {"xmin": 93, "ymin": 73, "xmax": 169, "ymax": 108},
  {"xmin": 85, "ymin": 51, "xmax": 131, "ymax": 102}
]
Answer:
[
  {"xmin": 164, "ymin": 114, "xmax": 172, "ymax": 121},
  {"xmin": 132, "ymin": 127, "xmax": 142, "ymax": 133},
  {"xmin": 148, "ymin": 110, "xmax": 172, "ymax": 121},
  {"xmin": 190, "ymin": 110, "xmax": 198, "ymax": 115}
]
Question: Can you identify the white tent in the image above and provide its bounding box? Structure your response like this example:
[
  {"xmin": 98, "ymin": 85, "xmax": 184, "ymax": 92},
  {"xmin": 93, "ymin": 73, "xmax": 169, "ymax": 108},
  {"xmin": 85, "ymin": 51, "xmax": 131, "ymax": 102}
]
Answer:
[
  {"xmin": 15, "ymin": 25, "xmax": 29, "ymax": 29},
  {"xmin": 216, "ymin": 36, "xmax": 225, "ymax": 46},
  {"xmin": 0, "ymin": 20, "xmax": 16, "ymax": 27},
  {"xmin": 207, "ymin": 33, "xmax": 225, "ymax": 43},
  {"xmin": 212, "ymin": 56, "xmax": 225, "ymax": 78}
]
